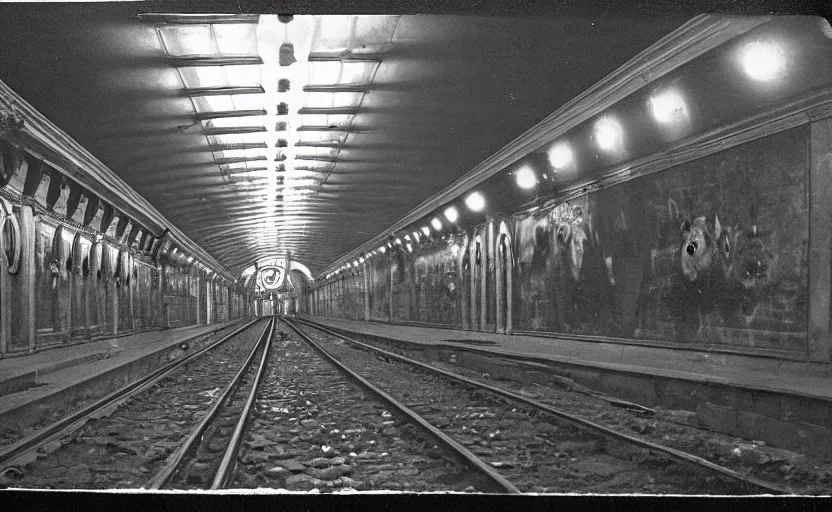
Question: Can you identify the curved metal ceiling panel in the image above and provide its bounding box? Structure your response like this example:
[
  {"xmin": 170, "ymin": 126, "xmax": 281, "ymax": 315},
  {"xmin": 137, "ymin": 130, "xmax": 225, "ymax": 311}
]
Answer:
[{"xmin": 0, "ymin": 5, "xmax": 695, "ymax": 277}]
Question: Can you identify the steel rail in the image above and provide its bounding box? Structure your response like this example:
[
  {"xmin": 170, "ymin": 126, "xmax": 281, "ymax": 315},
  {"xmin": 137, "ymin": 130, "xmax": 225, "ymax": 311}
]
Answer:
[
  {"xmin": 281, "ymin": 318, "xmax": 521, "ymax": 494},
  {"xmin": 292, "ymin": 317, "xmax": 793, "ymax": 495},
  {"xmin": 145, "ymin": 317, "xmax": 274, "ymax": 490},
  {"xmin": 0, "ymin": 319, "xmax": 261, "ymax": 469},
  {"xmin": 211, "ymin": 318, "xmax": 275, "ymax": 489}
]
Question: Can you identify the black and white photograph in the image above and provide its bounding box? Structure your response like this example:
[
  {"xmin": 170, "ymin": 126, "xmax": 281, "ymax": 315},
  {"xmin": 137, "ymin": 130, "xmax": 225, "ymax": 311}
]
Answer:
[{"xmin": 0, "ymin": 0, "xmax": 829, "ymax": 505}]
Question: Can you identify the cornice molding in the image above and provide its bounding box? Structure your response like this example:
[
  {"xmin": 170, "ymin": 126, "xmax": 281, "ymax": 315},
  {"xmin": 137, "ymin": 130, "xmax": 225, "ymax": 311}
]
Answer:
[
  {"xmin": 520, "ymin": 88, "xmax": 832, "ymax": 217},
  {"xmin": 322, "ymin": 14, "xmax": 775, "ymax": 275},
  {"xmin": 0, "ymin": 79, "xmax": 234, "ymax": 281}
]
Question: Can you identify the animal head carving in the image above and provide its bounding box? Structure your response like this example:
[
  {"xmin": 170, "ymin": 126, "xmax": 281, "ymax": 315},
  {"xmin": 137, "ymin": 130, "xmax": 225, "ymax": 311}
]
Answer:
[
  {"xmin": 680, "ymin": 215, "xmax": 721, "ymax": 282},
  {"xmin": 726, "ymin": 224, "xmax": 776, "ymax": 294}
]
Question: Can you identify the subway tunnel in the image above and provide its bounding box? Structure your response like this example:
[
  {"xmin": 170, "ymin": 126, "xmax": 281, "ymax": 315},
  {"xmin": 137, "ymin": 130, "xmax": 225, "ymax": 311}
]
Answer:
[{"xmin": 1, "ymin": 2, "xmax": 832, "ymax": 497}]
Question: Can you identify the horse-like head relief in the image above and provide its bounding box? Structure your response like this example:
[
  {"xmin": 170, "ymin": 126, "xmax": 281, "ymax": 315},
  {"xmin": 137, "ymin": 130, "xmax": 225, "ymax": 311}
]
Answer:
[{"xmin": 680, "ymin": 215, "xmax": 721, "ymax": 282}]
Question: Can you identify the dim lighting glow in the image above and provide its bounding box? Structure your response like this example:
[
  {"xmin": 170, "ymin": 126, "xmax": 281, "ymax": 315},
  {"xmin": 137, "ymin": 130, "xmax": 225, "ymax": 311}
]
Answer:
[
  {"xmin": 594, "ymin": 116, "xmax": 623, "ymax": 152},
  {"xmin": 431, "ymin": 217, "xmax": 443, "ymax": 231},
  {"xmin": 649, "ymin": 89, "xmax": 688, "ymax": 124},
  {"xmin": 515, "ymin": 166, "xmax": 537, "ymax": 190},
  {"xmin": 740, "ymin": 41, "xmax": 787, "ymax": 82},
  {"xmin": 444, "ymin": 206, "xmax": 459, "ymax": 223},
  {"xmin": 547, "ymin": 142, "xmax": 574, "ymax": 170},
  {"xmin": 421, "ymin": 226, "xmax": 430, "ymax": 237},
  {"xmin": 465, "ymin": 191, "xmax": 486, "ymax": 212}
]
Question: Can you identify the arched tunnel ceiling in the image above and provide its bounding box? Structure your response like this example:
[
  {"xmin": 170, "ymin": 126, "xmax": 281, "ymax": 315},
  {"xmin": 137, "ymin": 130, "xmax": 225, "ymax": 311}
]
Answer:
[{"xmin": 0, "ymin": 4, "xmax": 747, "ymax": 277}]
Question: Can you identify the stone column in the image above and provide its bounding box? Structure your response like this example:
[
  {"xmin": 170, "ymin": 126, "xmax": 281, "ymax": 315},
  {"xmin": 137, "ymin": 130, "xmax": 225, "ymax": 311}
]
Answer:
[{"xmin": 20, "ymin": 206, "xmax": 36, "ymax": 352}]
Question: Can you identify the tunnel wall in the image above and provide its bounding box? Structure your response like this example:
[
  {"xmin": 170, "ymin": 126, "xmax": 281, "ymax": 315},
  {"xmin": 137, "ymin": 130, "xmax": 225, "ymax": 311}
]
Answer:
[
  {"xmin": 310, "ymin": 122, "xmax": 814, "ymax": 357},
  {"xmin": 0, "ymin": 148, "xmax": 247, "ymax": 357},
  {"xmin": 509, "ymin": 126, "xmax": 808, "ymax": 351},
  {"xmin": 307, "ymin": 16, "xmax": 832, "ymax": 362}
]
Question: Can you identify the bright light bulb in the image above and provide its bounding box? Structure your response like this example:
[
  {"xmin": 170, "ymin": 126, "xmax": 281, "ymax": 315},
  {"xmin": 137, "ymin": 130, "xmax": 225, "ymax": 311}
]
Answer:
[
  {"xmin": 395, "ymin": 238, "xmax": 402, "ymax": 245},
  {"xmin": 465, "ymin": 191, "xmax": 486, "ymax": 212},
  {"xmin": 431, "ymin": 217, "xmax": 443, "ymax": 231},
  {"xmin": 444, "ymin": 206, "xmax": 459, "ymax": 223},
  {"xmin": 412, "ymin": 231, "xmax": 420, "ymax": 241},
  {"xmin": 421, "ymin": 226, "xmax": 430, "ymax": 237},
  {"xmin": 548, "ymin": 142, "xmax": 574, "ymax": 170},
  {"xmin": 649, "ymin": 89, "xmax": 687, "ymax": 124},
  {"xmin": 740, "ymin": 41, "xmax": 787, "ymax": 82},
  {"xmin": 594, "ymin": 116, "xmax": 623, "ymax": 152},
  {"xmin": 515, "ymin": 166, "xmax": 537, "ymax": 190},
  {"xmin": 379, "ymin": 246, "xmax": 386, "ymax": 254}
]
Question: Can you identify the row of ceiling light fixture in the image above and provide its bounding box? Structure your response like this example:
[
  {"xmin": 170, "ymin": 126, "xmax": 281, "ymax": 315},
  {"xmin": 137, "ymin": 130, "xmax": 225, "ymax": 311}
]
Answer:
[{"xmin": 320, "ymin": 36, "xmax": 790, "ymax": 282}]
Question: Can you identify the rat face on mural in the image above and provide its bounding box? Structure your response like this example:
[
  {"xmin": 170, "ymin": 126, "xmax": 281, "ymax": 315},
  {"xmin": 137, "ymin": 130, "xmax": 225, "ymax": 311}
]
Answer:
[
  {"xmin": 722, "ymin": 225, "xmax": 777, "ymax": 321},
  {"xmin": 680, "ymin": 216, "xmax": 722, "ymax": 283}
]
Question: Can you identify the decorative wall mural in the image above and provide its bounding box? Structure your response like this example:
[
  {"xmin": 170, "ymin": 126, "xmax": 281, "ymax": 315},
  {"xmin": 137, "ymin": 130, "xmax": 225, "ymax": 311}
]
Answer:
[{"xmin": 512, "ymin": 126, "xmax": 808, "ymax": 351}]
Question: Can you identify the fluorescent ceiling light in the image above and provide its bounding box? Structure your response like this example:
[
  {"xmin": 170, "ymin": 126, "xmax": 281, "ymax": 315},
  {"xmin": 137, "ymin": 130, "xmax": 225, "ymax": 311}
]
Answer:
[
  {"xmin": 179, "ymin": 67, "xmax": 226, "ymax": 88},
  {"xmin": 340, "ymin": 62, "xmax": 376, "ymax": 83},
  {"xmin": 213, "ymin": 24, "xmax": 258, "ymax": 54},
  {"xmin": 309, "ymin": 61, "xmax": 342, "ymax": 84},
  {"xmin": 314, "ymin": 15, "xmax": 353, "ymax": 53},
  {"xmin": 159, "ymin": 25, "xmax": 213, "ymax": 56}
]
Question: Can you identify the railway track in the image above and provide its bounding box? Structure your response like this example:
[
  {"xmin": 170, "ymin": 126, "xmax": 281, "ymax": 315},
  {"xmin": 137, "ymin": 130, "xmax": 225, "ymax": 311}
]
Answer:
[
  {"xmin": 286, "ymin": 317, "xmax": 793, "ymax": 494},
  {"xmin": 0, "ymin": 313, "xmax": 798, "ymax": 493},
  {"xmin": 0, "ymin": 318, "xmax": 269, "ymax": 488},
  {"xmin": 145, "ymin": 317, "xmax": 275, "ymax": 490},
  {"xmin": 230, "ymin": 320, "xmax": 499, "ymax": 492}
]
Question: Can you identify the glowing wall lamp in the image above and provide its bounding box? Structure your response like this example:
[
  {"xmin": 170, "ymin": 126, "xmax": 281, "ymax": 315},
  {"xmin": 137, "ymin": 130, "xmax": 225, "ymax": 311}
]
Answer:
[
  {"xmin": 547, "ymin": 142, "xmax": 574, "ymax": 172},
  {"xmin": 648, "ymin": 88, "xmax": 688, "ymax": 124},
  {"xmin": 515, "ymin": 166, "xmax": 537, "ymax": 190},
  {"xmin": 464, "ymin": 191, "xmax": 486, "ymax": 212},
  {"xmin": 444, "ymin": 206, "xmax": 459, "ymax": 224},
  {"xmin": 740, "ymin": 40, "xmax": 787, "ymax": 82},
  {"xmin": 431, "ymin": 217, "xmax": 443, "ymax": 231},
  {"xmin": 421, "ymin": 226, "xmax": 431, "ymax": 237},
  {"xmin": 594, "ymin": 116, "xmax": 624, "ymax": 152}
]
